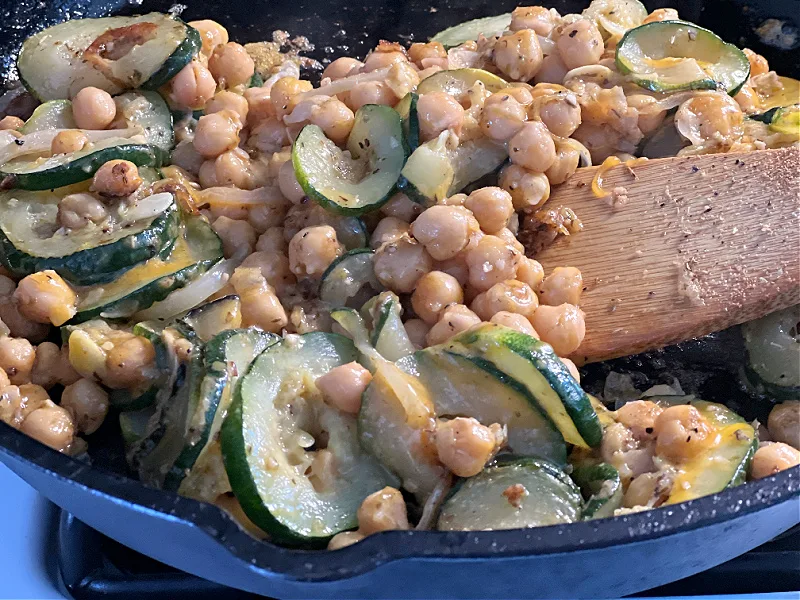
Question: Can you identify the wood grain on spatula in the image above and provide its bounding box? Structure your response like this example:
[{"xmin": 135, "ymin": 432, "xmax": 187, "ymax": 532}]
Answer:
[{"xmin": 525, "ymin": 146, "xmax": 800, "ymax": 364}]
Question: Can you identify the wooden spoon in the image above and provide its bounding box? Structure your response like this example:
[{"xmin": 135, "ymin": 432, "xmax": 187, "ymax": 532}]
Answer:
[{"xmin": 524, "ymin": 146, "xmax": 800, "ymax": 364}]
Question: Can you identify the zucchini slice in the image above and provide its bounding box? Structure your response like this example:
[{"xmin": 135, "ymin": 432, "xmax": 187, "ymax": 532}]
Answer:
[
  {"xmin": 742, "ymin": 306, "xmax": 800, "ymax": 400},
  {"xmin": 395, "ymin": 92, "xmax": 420, "ymax": 151},
  {"xmin": 366, "ymin": 292, "xmax": 415, "ymax": 362},
  {"xmin": 109, "ymin": 386, "xmax": 159, "ymax": 412},
  {"xmin": 656, "ymin": 400, "xmax": 757, "ymax": 505},
  {"xmin": 571, "ymin": 463, "xmax": 623, "ymax": 519},
  {"xmin": 318, "ymin": 248, "xmax": 384, "ymax": 308},
  {"xmin": 292, "ymin": 104, "xmax": 407, "ymax": 215},
  {"xmin": 0, "ymin": 185, "xmax": 179, "ymax": 286},
  {"xmin": 220, "ymin": 333, "xmax": 399, "ymax": 545},
  {"xmin": 17, "ymin": 13, "xmax": 201, "ymax": 101},
  {"xmin": 164, "ymin": 328, "xmax": 278, "ymax": 492},
  {"xmin": 119, "ymin": 406, "xmax": 157, "ymax": 447},
  {"xmin": 19, "ymin": 100, "xmax": 76, "ymax": 134},
  {"xmin": 417, "ymin": 68, "xmax": 507, "ymax": 99},
  {"xmin": 2, "ymin": 91, "xmax": 173, "ymax": 190},
  {"xmin": 616, "ymin": 21, "xmax": 750, "ymax": 95},
  {"xmin": 437, "ymin": 457, "xmax": 582, "ymax": 531},
  {"xmin": 71, "ymin": 216, "xmax": 223, "ymax": 322},
  {"xmin": 764, "ymin": 104, "xmax": 800, "ymax": 135},
  {"xmin": 176, "ymin": 295, "xmax": 242, "ymax": 343},
  {"xmin": 431, "ymin": 15, "xmax": 513, "ymax": 48},
  {"xmin": 398, "ymin": 134, "xmax": 508, "ymax": 206},
  {"xmin": 447, "ymin": 323, "xmax": 603, "ymax": 449}
]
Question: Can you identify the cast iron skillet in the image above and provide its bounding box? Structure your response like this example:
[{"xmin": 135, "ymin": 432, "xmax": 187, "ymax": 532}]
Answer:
[{"xmin": 0, "ymin": 1, "xmax": 798, "ymax": 598}]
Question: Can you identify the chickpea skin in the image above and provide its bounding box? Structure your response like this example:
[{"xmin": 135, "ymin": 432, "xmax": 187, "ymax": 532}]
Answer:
[
  {"xmin": 471, "ymin": 279, "xmax": 539, "ymax": 321},
  {"xmin": 104, "ymin": 336, "xmax": 156, "ymax": 390},
  {"xmin": 498, "ymin": 164, "xmax": 550, "ymax": 212},
  {"xmin": 0, "ymin": 337, "xmax": 36, "ymax": 385},
  {"xmin": 194, "ymin": 110, "xmax": 242, "ymax": 158},
  {"xmin": 465, "ymin": 187, "xmax": 514, "ymax": 234},
  {"xmin": 465, "ymin": 235, "xmax": 522, "ymax": 292},
  {"xmin": 509, "ymin": 121, "xmax": 557, "ymax": 172},
  {"xmin": 322, "ymin": 57, "xmax": 364, "ymax": 80},
  {"xmin": 208, "ymin": 42, "xmax": 255, "ymax": 88},
  {"xmin": 531, "ymin": 303, "xmax": 586, "ymax": 356},
  {"xmin": 20, "ymin": 404, "xmax": 74, "ymax": 452},
  {"xmin": 436, "ymin": 417, "xmax": 503, "ymax": 477},
  {"xmin": 494, "ymin": 30, "xmax": 543, "ymax": 82},
  {"xmin": 289, "ymin": 226, "xmax": 344, "ymax": 278},
  {"xmin": 616, "ymin": 401, "xmax": 664, "ymax": 442},
  {"xmin": 556, "ymin": 19, "xmax": 604, "ymax": 70},
  {"xmin": 751, "ymin": 442, "xmax": 800, "ymax": 479},
  {"xmin": 357, "ymin": 487, "xmax": 410, "ymax": 534},
  {"xmin": 426, "ymin": 304, "xmax": 481, "ymax": 346},
  {"xmin": 0, "ymin": 115, "xmax": 23, "ymax": 130},
  {"xmin": 417, "ymin": 92, "xmax": 465, "ymax": 142},
  {"xmin": 57, "ymin": 193, "xmax": 108, "ymax": 229},
  {"xmin": 189, "ymin": 20, "xmax": 229, "ymax": 56},
  {"xmin": 404, "ymin": 318, "xmax": 431, "ymax": 349},
  {"xmin": 653, "ymin": 405, "xmax": 714, "ymax": 463},
  {"xmin": 767, "ymin": 401, "xmax": 800, "ymax": 448},
  {"xmin": 480, "ymin": 93, "xmax": 527, "ymax": 141},
  {"xmin": 411, "ymin": 271, "xmax": 464, "ymax": 325},
  {"xmin": 72, "ymin": 87, "xmax": 116, "ymax": 130},
  {"xmin": 60, "ymin": 378, "xmax": 109, "ymax": 435},
  {"xmin": 169, "ymin": 61, "xmax": 217, "ymax": 110},
  {"xmin": 14, "ymin": 270, "xmax": 77, "ymax": 326},
  {"xmin": 538, "ymin": 266, "xmax": 583, "ymax": 306},
  {"xmin": 410, "ymin": 205, "xmax": 480, "ymax": 261},
  {"xmin": 373, "ymin": 236, "xmax": 433, "ymax": 293},
  {"xmin": 316, "ymin": 362, "xmax": 372, "ymax": 415},
  {"xmin": 510, "ymin": 6, "xmax": 557, "ymax": 36},
  {"xmin": 205, "ymin": 90, "xmax": 249, "ymax": 122},
  {"xmin": 490, "ymin": 311, "xmax": 538, "ymax": 337},
  {"xmin": 92, "ymin": 160, "xmax": 142, "ymax": 197},
  {"xmin": 230, "ymin": 267, "xmax": 288, "ymax": 333},
  {"xmin": 370, "ymin": 217, "xmax": 410, "ymax": 249},
  {"xmin": 51, "ymin": 130, "xmax": 89, "ymax": 155}
]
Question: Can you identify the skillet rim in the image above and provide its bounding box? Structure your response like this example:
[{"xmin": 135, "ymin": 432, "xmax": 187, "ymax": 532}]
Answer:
[{"xmin": 0, "ymin": 420, "xmax": 797, "ymax": 582}]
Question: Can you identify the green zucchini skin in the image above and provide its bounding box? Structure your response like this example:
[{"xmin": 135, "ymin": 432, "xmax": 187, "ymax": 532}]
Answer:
[
  {"xmin": 571, "ymin": 463, "xmax": 623, "ymax": 520},
  {"xmin": 140, "ymin": 24, "xmax": 202, "ymax": 90},
  {"xmin": 0, "ymin": 203, "xmax": 179, "ymax": 286},
  {"xmin": 109, "ymin": 386, "xmax": 160, "ymax": 411}
]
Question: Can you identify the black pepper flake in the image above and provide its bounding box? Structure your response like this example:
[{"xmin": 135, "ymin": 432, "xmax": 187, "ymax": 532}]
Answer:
[
  {"xmin": 645, "ymin": 427, "xmax": 654, "ymax": 434},
  {"xmin": 691, "ymin": 166, "xmax": 699, "ymax": 173},
  {"xmin": 568, "ymin": 29, "xmax": 578, "ymax": 38},
  {"xmin": 686, "ymin": 435, "xmax": 692, "ymax": 442},
  {"xmin": 13, "ymin": 139, "xmax": 24, "ymax": 146}
]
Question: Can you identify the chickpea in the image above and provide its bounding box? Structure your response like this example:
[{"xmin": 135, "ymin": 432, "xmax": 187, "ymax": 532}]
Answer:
[
  {"xmin": 531, "ymin": 303, "xmax": 585, "ymax": 356},
  {"xmin": 243, "ymin": 86, "xmax": 274, "ymax": 125},
  {"xmin": 516, "ymin": 257, "xmax": 545, "ymax": 290},
  {"xmin": 411, "ymin": 205, "xmax": 480, "ymax": 261},
  {"xmin": 373, "ymin": 235, "xmax": 432, "ymax": 293},
  {"xmin": 194, "ymin": 110, "xmax": 242, "ymax": 158},
  {"xmin": 289, "ymin": 226, "xmax": 343, "ymax": 279},
  {"xmin": 494, "ymin": 227, "xmax": 523, "ymax": 255},
  {"xmin": 169, "ymin": 61, "xmax": 217, "ymax": 110},
  {"xmin": 20, "ymin": 404, "xmax": 74, "ymax": 452},
  {"xmin": 545, "ymin": 138, "xmax": 581, "ymax": 185},
  {"xmin": 465, "ymin": 235, "xmax": 521, "ymax": 292},
  {"xmin": 494, "ymin": 30, "xmax": 543, "ymax": 83},
  {"xmin": 327, "ymin": 531, "xmax": 365, "ymax": 550},
  {"xmin": 208, "ymin": 42, "xmax": 255, "ymax": 88},
  {"xmin": 408, "ymin": 42, "xmax": 447, "ymax": 69},
  {"xmin": 601, "ymin": 422, "xmax": 656, "ymax": 481},
  {"xmin": 31, "ymin": 342, "xmax": 78, "ymax": 390},
  {"xmin": 535, "ymin": 53, "xmax": 569, "ymax": 85},
  {"xmin": 538, "ymin": 266, "xmax": 583, "ymax": 306},
  {"xmin": 508, "ymin": 121, "xmax": 557, "ymax": 172},
  {"xmin": 170, "ymin": 140, "xmax": 204, "ymax": 176},
  {"xmin": 256, "ymin": 227, "xmax": 288, "ymax": 254},
  {"xmin": 465, "ymin": 187, "xmax": 514, "ymax": 234},
  {"xmin": 499, "ymin": 163, "xmax": 550, "ymax": 212},
  {"xmin": 743, "ymin": 48, "xmax": 769, "ymax": 77},
  {"xmin": 210, "ymin": 216, "xmax": 255, "ymax": 258},
  {"xmin": 434, "ymin": 255, "xmax": 470, "ymax": 287},
  {"xmin": 0, "ymin": 115, "xmax": 23, "ymax": 130},
  {"xmin": 652, "ymin": 405, "xmax": 714, "ymax": 463},
  {"xmin": 499, "ymin": 85, "xmax": 534, "ymax": 107},
  {"xmin": 435, "ymin": 417, "xmax": 502, "ymax": 477},
  {"xmin": 92, "ymin": 159, "xmax": 142, "ymax": 197},
  {"xmin": 60, "ymin": 378, "xmax": 109, "ymax": 435},
  {"xmin": 13, "ymin": 270, "xmax": 77, "ymax": 326},
  {"xmin": 626, "ymin": 94, "xmax": 667, "ymax": 135},
  {"xmin": 271, "ymin": 161, "xmax": 304, "ymax": 206},
  {"xmin": 381, "ymin": 192, "xmax": 421, "ymax": 222},
  {"xmin": 357, "ymin": 487, "xmax": 410, "ymax": 534},
  {"xmin": 347, "ymin": 81, "xmax": 397, "ymax": 111},
  {"xmin": 362, "ymin": 50, "xmax": 407, "ymax": 73},
  {"xmin": 57, "ymin": 192, "xmax": 108, "ymax": 229},
  {"xmin": 510, "ymin": 6, "xmax": 556, "ymax": 36},
  {"xmin": 490, "ymin": 311, "xmax": 538, "ymax": 337},
  {"xmin": 767, "ymin": 401, "xmax": 800, "ymax": 448},
  {"xmin": 623, "ymin": 472, "xmax": 661, "ymax": 508},
  {"xmin": 249, "ymin": 199, "xmax": 289, "ymax": 234},
  {"xmin": 51, "ymin": 130, "xmax": 89, "ymax": 155},
  {"xmin": 249, "ymin": 118, "xmax": 289, "ymax": 154},
  {"xmin": 0, "ymin": 303, "xmax": 49, "ymax": 343},
  {"xmin": 426, "ymin": 304, "xmax": 481, "ymax": 346},
  {"xmin": 311, "ymin": 97, "xmax": 355, "ymax": 146},
  {"xmin": 369, "ymin": 217, "xmax": 408, "ymax": 250},
  {"xmin": 189, "ymin": 20, "xmax": 229, "ymax": 56},
  {"xmin": 230, "ymin": 267, "xmax": 288, "ymax": 333},
  {"xmin": 240, "ymin": 251, "xmax": 296, "ymax": 295},
  {"xmin": 207, "ymin": 148, "xmax": 254, "ymax": 189},
  {"xmin": 411, "ymin": 271, "xmax": 464, "ymax": 325},
  {"xmin": 71, "ymin": 86, "xmax": 116, "ymax": 130},
  {"xmin": 0, "ymin": 384, "xmax": 47, "ymax": 428},
  {"xmin": 322, "ymin": 57, "xmax": 364, "ymax": 80},
  {"xmin": 642, "ymin": 8, "xmax": 680, "ymax": 24},
  {"xmin": 404, "ymin": 318, "xmax": 431, "ymax": 349},
  {"xmin": 480, "ymin": 93, "xmax": 527, "ymax": 141},
  {"xmin": 316, "ymin": 361, "xmax": 372, "ymax": 414},
  {"xmin": 104, "ymin": 336, "xmax": 155, "ymax": 390},
  {"xmin": 734, "ymin": 84, "xmax": 761, "ymax": 114},
  {"xmin": 417, "ymin": 92, "xmax": 465, "ymax": 142},
  {"xmin": 675, "ymin": 93, "xmax": 744, "ymax": 146},
  {"xmin": 270, "ymin": 77, "xmax": 313, "ymax": 119},
  {"xmin": 616, "ymin": 401, "xmax": 663, "ymax": 442},
  {"xmin": 471, "ymin": 279, "xmax": 538, "ymax": 321},
  {"xmin": 535, "ymin": 92, "xmax": 581, "ymax": 138},
  {"xmin": 556, "ymin": 19, "xmax": 604, "ymax": 70},
  {"xmin": 751, "ymin": 442, "xmax": 800, "ymax": 479},
  {"xmin": 205, "ymin": 90, "xmax": 249, "ymax": 122}
]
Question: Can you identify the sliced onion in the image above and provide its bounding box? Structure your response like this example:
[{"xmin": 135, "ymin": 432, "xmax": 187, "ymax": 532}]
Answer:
[
  {"xmin": 195, "ymin": 185, "xmax": 285, "ymax": 207},
  {"xmin": 117, "ymin": 192, "xmax": 174, "ymax": 223},
  {"xmin": 563, "ymin": 64, "xmax": 618, "ymax": 88},
  {"xmin": 262, "ymin": 61, "xmax": 301, "ymax": 94},
  {"xmin": 298, "ymin": 67, "xmax": 391, "ymax": 100},
  {"xmin": 0, "ymin": 127, "xmax": 144, "ymax": 164},
  {"xmin": 583, "ymin": 0, "xmax": 647, "ymax": 39},
  {"xmin": 415, "ymin": 472, "xmax": 454, "ymax": 531}
]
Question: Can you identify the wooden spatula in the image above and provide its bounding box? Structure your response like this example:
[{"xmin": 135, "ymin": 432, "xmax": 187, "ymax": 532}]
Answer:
[{"xmin": 525, "ymin": 146, "xmax": 800, "ymax": 364}]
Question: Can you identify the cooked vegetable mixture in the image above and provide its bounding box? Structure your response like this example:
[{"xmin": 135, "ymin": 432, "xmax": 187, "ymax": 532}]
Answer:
[{"xmin": 0, "ymin": 1, "xmax": 797, "ymax": 549}]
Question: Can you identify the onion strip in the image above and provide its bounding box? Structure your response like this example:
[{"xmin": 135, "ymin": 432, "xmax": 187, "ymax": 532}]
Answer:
[
  {"xmin": 195, "ymin": 185, "xmax": 285, "ymax": 207},
  {"xmin": 0, "ymin": 127, "xmax": 145, "ymax": 164},
  {"xmin": 298, "ymin": 67, "xmax": 391, "ymax": 100},
  {"xmin": 116, "ymin": 192, "xmax": 174, "ymax": 223}
]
